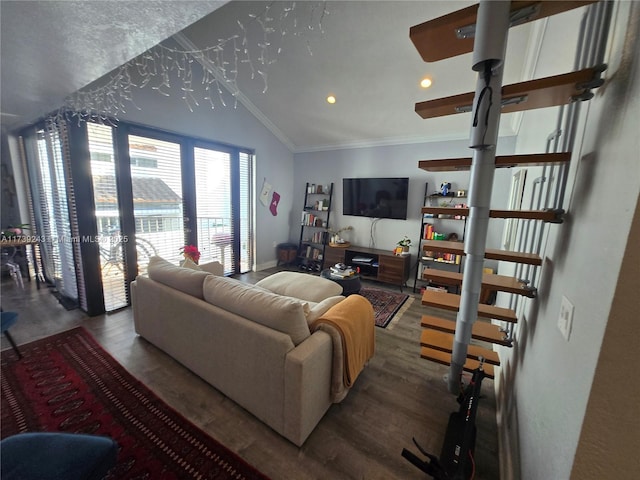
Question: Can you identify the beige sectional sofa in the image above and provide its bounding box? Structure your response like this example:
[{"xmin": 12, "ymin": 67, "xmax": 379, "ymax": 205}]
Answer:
[{"xmin": 131, "ymin": 256, "xmax": 368, "ymax": 446}]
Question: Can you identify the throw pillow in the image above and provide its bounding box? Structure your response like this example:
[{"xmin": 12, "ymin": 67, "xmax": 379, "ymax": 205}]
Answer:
[
  {"xmin": 180, "ymin": 258, "xmax": 201, "ymax": 270},
  {"xmin": 147, "ymin": 256, "xmax": 209, "ymax": 299},
  {"xmin": 180, "ymin": 258, "xmax": 223, "ymax": 276}
]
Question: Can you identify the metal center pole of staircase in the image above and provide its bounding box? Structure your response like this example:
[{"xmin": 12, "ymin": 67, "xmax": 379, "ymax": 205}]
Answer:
[{"xmin": 448, "ymin": 0, "xmax": 511, "ymax": 394}]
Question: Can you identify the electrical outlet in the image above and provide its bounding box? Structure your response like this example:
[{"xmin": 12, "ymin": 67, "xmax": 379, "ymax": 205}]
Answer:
[{"xmin": 557, "ymin": 295, "xmax": 574, "ymax": 341}]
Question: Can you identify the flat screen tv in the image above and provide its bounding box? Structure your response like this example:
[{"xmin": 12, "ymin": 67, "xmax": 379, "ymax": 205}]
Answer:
[{"xmin": 343, "ymin": 177, "xmax": 409, "ymax": 220}]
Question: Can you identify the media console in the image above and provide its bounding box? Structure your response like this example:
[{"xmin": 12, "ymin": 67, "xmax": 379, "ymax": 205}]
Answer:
[{"xmin": 323, "ymin": 245, "xmax": 411, "ymax": 292}]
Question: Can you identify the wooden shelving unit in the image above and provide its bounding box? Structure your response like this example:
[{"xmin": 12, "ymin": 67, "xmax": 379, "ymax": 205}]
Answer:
[
  {"xmin": 298, "ymin": 182, "xmax": 333, "ymax": 272},
  {"xmin": 414, "ymin": 184, "xmax": 468, "ymax": 293}
]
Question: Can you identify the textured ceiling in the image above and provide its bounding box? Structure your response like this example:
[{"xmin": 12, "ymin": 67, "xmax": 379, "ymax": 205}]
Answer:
[
  {"xmin": 0, "ymin": 0, "xmax": 226, "ymax": 128},
  {"xmin": 180, "ymin": 0, "xmax": 533, "ymax": 151},
  {"xmin": 1, "ymin": 1, "xmax": 582, "ymax": 151}
]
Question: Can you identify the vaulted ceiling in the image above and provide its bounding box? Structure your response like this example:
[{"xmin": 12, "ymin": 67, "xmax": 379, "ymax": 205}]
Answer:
[{"xmin": 1, "ymin": 1, "xmax": 581, "ymax": 152}]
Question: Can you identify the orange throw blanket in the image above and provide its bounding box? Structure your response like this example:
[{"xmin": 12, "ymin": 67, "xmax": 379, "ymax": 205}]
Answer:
[{"xmin": 311, "ymin": 294, "xmax": 375, "ymax": 387}]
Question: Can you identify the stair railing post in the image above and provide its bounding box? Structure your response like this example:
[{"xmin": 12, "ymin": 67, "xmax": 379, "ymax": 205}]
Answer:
[{"xmin": 448, "ymin": 0, "xmax": 511, "ymax": 394}]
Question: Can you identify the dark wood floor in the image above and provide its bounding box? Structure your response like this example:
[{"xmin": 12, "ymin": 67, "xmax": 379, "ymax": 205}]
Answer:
[{"xmin": 1, "ymin": 268, "xmax": 500, "ymax": 479}]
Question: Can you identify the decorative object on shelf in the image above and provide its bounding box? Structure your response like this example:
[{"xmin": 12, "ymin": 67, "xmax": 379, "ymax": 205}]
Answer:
[
  {"xmin": 49, "ymin": 2, "xmax": 330, "ymax": 125},
  {"xmin": 328, "ymin": 225, "xmax": 353, "ymax": 246},
  {"xmin": 180, "ymin": 245, "xmax": 201, "ymax": 264},
  {"xmin": 395, "ymin": 236, "xmax": 412, "ymax": 255},
  {"xmin": 440, "ymin": 182, "xmax": 452, "ymax": 196}
]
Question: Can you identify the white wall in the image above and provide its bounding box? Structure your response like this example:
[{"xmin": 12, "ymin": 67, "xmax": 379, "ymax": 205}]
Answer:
[
  {"xmin": 293, "ymin": 137, "xmax": 517, "ymax": 281},
  {"xmin": 495, "ymin": 2, "xmax": 640, "ymax": 479}
]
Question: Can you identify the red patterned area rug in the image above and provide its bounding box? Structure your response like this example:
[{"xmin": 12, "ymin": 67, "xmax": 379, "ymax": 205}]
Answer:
[
  {"xmin": 358, "ymin": 287, "xmax": 414, "ymax": 329},
  {"xmin": 1, "ymin": 327, "xmax": 270, "ymax": 480}
]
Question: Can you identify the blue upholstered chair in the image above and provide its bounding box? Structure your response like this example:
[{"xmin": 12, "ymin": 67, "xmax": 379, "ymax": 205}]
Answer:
[
  {"xmin": 0, "ymin": 311, "xmax": 22, "ymax": 359},
  {"xmin": 0, "ymin": 432, "xmax": 118, "ymax": 480}
]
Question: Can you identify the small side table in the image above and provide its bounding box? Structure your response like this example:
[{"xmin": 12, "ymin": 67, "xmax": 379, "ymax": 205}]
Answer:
[{"xmin": 320, "ymin": 269, "xmax": 362, "ymax": 295}]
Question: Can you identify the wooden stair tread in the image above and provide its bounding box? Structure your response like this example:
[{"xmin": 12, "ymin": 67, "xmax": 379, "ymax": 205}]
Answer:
[
  {"xmin": 422, "ymin": 268, "xmax": 536, "ymax": 298},
  {"xmin": 410, "ymin": 1, "xmax": 598, "ymax": 62},
  {"xmin": 421, "ymin": 347, "xmax": 495, "ymax": 379},
  {"xmin": 418, "ymin": 152, "xmax": 572, "ymax": 172},
  {"xmin": 421, "ymin": 315, "xmax": 511, "ymax": 346},
  {"xmin": 422, "ymin": 291, "xmax": 517, "ymax": 323},
  {"xmin": 422, "ymin": 206, "xmax": 563, "ymax": 222},
  {"xmin": 420, "ymin": 330, "xmax": 500, "ymax": 365},
  {"xmin": 415, "ymin": 67, "xmax": 602, "ymax": 119},
  {"xmin": 422, "ymin": 240, "xmax": 542, "ymax": 266}
]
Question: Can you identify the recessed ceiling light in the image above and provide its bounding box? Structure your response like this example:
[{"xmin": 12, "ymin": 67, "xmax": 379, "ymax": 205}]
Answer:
[
  {"xmin": 326, "ymin": 95, "xmax": 336, "ymax": 104},
  {"xmin": 420, "ymin": 77, "xmax": 433, "ymax": 89}
]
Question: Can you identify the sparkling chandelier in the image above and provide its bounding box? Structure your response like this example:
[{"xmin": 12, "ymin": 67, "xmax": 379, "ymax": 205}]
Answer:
[{"xmin": 53, "ymin": 1, "xmax": 328, "ymax": 124}]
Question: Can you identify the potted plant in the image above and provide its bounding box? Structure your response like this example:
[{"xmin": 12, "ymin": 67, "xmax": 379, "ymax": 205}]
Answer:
[
  {"xmin": 180, "ymin": 245, "xmax": 201, "ymax": 264},
  {"xmin": 397, "ymin": 236, "xmax": 412, "ymax": 253}
]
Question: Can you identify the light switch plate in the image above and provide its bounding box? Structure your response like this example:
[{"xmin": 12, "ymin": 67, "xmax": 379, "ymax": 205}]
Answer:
[{"xmin": 558, "ymin": 295, "xmax": 574, "ymax": 341}]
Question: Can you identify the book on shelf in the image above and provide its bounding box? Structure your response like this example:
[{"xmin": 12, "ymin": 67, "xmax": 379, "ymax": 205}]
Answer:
[
  {"xmin": 304, "ymin": 245, "xmax": 323, "ymax": 260},
  {"xmin": 301, "ymin": 211, "xmax": 326, "ymax": 227}
]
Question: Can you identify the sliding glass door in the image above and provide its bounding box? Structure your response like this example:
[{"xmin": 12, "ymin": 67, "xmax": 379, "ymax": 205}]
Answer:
[
  {"xmin": 128, "ymin": 134, "xmax": 184, "ymax": 270},
  {"xmin": 23, "ymin": 119, "xmax": 253, "ymax": 314},
  {"xmin": 194, "ymin": 146, "xmax": 253, "ymax": 275},
  {"xmin": 87, "ymin": 123, "xmax": 127, "ymax": 311},
  {"xmin": 194, "ymin": 146, "xmax": 233, "ymax": 273}
]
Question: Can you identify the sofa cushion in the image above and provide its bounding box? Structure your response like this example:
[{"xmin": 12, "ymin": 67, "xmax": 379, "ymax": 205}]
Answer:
[
  {"xmin": 255, "ymin": 271, "xmax": 343, "ymax": 303},
  {"xmin": 203, "ymin": 276, "xmax": 310, "ymax": 345},
  {"xmin": 147, "ymin": 256, "xmax": 210, "ymax": 299}
]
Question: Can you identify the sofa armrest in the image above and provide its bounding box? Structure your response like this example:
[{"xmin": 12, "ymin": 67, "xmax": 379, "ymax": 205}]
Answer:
[{"xmin": 283, "ymin": 330, "xmax": 333, "ymax": 446}]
